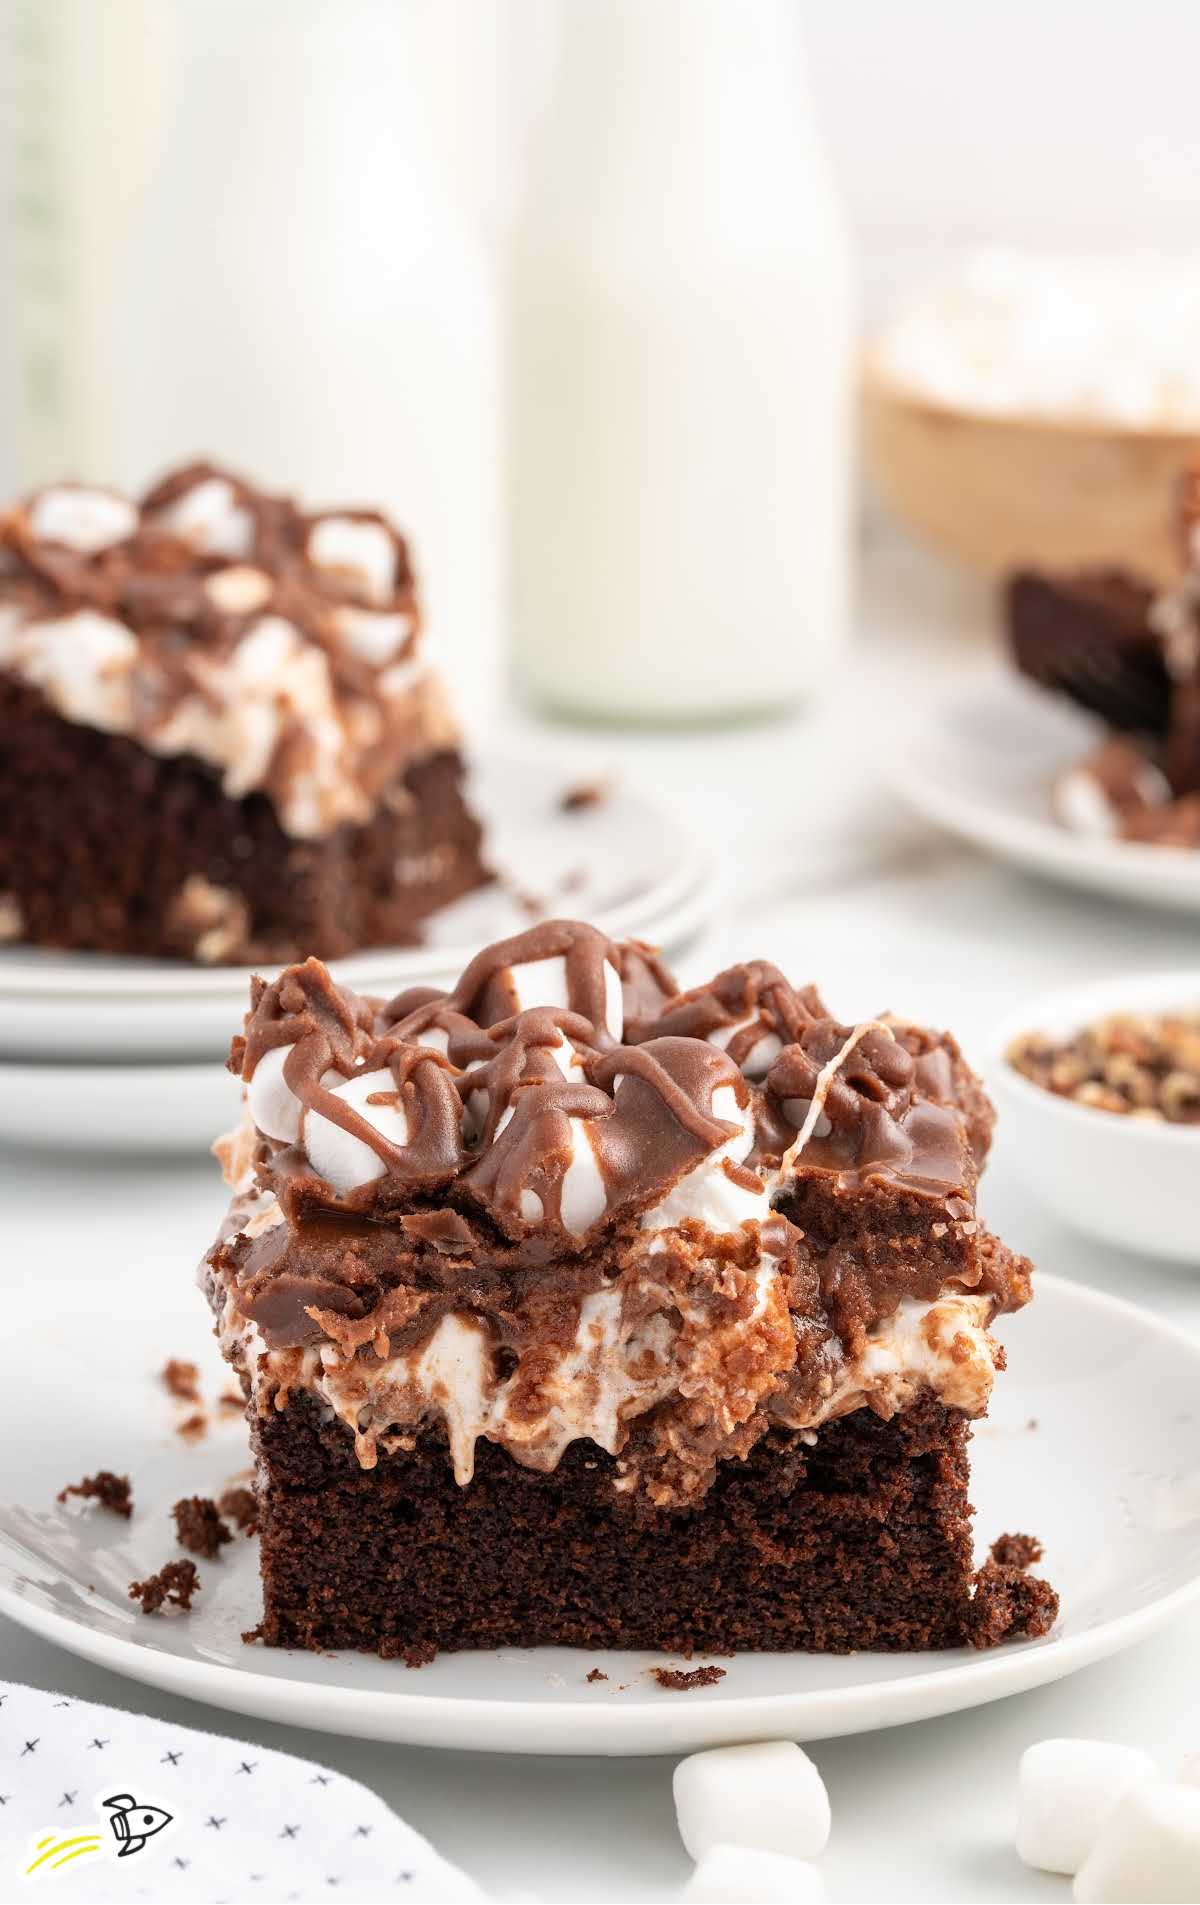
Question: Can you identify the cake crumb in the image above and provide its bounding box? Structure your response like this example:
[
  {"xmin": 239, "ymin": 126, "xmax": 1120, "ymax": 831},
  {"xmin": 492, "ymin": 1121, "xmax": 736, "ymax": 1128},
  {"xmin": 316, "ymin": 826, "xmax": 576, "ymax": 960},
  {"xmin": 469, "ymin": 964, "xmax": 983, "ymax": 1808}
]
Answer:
[
  {"xmin": 560, "ymin": 779, "xmax": 610, "ymax": 813},
  {"xmin": 176, "ymin": 1411, "xmax": 207, "ymax": 1442},
  {"xmin": 651, "ymin": 1665, "xmax": 726, "ymax": 1691},
  {"xmin": 218, "ymin": 1389, "xmax": 244, "ymax": 1415},
  {"xmin": 586, "ymin": 1668, "xmax": 608, "ymax": 1683},
  {"xmin": 990, "ymin": 1531, "xmax": 1043, "ymax": 1569},
  {"xmin": 172, "ymin": 1496, "xmax": 232, "ymax": 1559},
  {"xmin": 403, "ymin": 1640, "xmax": 437, "ymax": 1670},
  {"xmin": 217, "ymin": 1486, "xmax": 258, "ymax": 1535},
  {"xmin": 57, "ymin": 1471, "xmax": 132, "ymax": 1519},
  {"xmin": 161, "ymin": 1358, "xmax": 200, "ymax": 1402},
  {"xmin": 966, "ymin": 1556, "xmax": 1059, "ymax": 1649},
  {"xmin": 129, "ymin": 1559, "xmax": 199, "ymax": 1614}
]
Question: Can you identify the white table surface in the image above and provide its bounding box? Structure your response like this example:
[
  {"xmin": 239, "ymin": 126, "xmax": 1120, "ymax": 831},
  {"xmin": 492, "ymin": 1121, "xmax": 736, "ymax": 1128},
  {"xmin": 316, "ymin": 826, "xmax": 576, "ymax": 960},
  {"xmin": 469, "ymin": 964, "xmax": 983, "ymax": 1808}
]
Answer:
[{"xmin": 4, "ymin": 538, "xmax": 1200, "ymax": 1903}]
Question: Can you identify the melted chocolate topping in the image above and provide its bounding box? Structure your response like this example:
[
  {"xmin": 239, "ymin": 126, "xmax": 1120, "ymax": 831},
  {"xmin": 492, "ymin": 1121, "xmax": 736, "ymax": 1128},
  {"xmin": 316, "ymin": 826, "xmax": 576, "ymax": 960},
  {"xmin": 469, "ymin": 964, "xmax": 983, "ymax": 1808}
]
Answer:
[{"xmin": 230, "ymin": 920, "xmax": 990, "ymax": 1249}]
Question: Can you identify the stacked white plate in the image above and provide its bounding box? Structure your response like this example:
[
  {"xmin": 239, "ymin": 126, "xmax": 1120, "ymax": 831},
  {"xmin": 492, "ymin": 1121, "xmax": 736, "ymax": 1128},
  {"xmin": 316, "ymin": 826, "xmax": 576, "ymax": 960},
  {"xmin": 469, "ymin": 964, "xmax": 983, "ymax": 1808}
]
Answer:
[{"xmin": 0, "ymin": 753, "xmax": 711, "ymax": 1153}]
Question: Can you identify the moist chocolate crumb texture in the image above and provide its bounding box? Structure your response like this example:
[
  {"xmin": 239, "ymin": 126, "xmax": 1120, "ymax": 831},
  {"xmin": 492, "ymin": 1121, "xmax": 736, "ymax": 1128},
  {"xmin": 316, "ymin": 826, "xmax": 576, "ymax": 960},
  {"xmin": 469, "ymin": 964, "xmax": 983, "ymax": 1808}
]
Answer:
[
  {"xmin": 0, "ymin": 464, "xmax": 488, "ymax": 961},
  {"xmin": 202, "ymin": 919, "xmax": 1056, "ymax": 1658}
]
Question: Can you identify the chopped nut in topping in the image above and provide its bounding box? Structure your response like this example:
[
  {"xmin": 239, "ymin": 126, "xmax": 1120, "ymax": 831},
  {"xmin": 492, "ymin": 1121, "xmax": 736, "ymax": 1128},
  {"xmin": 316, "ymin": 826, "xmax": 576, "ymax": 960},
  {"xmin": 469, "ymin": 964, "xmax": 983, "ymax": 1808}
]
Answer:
[{"xmin": 1008, "ymin": 1011, "xmax": 1200, "ymax": 1124}]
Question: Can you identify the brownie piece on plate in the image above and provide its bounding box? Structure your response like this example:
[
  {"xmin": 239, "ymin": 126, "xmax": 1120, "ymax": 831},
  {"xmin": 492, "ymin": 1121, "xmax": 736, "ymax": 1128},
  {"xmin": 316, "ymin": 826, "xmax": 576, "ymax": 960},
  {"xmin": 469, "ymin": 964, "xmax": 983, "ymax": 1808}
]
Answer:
[
  {"xmin": 203, "ymin": 921, "xmax": 1056, "ymax": 1659},
  {"xmin": 0, "ymin": 463, "xmax": 487, "ymax": 962}
]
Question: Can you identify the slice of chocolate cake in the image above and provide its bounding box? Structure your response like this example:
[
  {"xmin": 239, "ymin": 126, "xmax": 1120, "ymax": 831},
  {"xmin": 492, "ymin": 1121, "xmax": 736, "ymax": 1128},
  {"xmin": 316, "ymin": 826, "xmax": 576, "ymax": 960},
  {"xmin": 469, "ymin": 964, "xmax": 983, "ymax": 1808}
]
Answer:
[
  {"xmin": 202, "ymin": 921, "xmax": 1057, "ymax": 1659},
  {"xmin": 0, "ymin": 463, "xmax": 487, "ymax": 962}
]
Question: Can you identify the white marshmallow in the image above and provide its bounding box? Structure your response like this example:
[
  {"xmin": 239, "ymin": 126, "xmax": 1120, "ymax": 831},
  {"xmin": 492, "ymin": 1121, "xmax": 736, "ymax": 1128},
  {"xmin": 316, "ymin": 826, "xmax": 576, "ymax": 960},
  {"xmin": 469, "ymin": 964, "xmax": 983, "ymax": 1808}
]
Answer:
[
  {"xmin": 558, "ymin": 1117, "xmax": 608, "ymax": 1235},
  {"xmin": 29, "ymin": 485, "xmax": 137, "ymax": 552},
  {"xmin": 673, "ymin": 1741, "xmax": 831, "ymax": 1864},
  {"xmin": 302, "ymin": 1067, "xmax": 408, "ymax": 1194},
  {"xmin": 7, "ymin": 609, "xmax": 137, "ymax": 732},
  {"xmin": 308, "ymin": 516, "xmax": 395, "ymax": 605},
  {"xmin": 1017, "ymin": 1739, "xmax": 1158, "ymax": 1875},
  {"xmin": 334, "ymin": 603, "xmax": 413, "ymax": 665},
  {"xmin": 154, "ymin": 477, "xmax": 253, "ymax": 558},
  {"xmin": 504, "ymin": 951, "xmax": 624, "ymax": 1042},
  {"xmin": 1074, "ymin": 1781, "xmax": 1200, "ymax": 1902},
  {"xmin": 642, "ymin": 1083, "xmax": 765, "ymax": 1234},
  {"xmin": 683, "ymin": 1845, "xmax": 825, "ymax": 1903},
  {"xmin": 205, "ymin": 565, "xmax": 273, "ymax": 615},
  {"xmin": 708, "ymin": 1016, "xmax": 783, "ymax": 1080},
  {"xmin": 246, "ymin": 1044, "xmax": 302, "ymax": 1144}
]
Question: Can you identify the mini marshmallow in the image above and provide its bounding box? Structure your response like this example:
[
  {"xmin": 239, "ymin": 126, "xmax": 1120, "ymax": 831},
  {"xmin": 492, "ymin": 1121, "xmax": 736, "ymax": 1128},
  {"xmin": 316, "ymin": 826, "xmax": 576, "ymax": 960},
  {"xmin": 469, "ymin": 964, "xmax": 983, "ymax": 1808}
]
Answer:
[
  {"xmin": 558, "ymin": 1118, "xmax": 608, "ymax": 1235},
  {"xmin": 1074, "ymin": 1780, "xmax": 1200, "ymax": 1902},
  {"xmin": 308, "ymin": 516, "xmax": 396, "ymax": 605},
  {"xmin": 302, "ymin": 1067, "xmax": 407, "ymax": 1194},
  {"xmin": 683, "ymin": 1845, "xmax": 825, "ymax": 1903},
  {"xmin": 154, "ymin": 477, "xmax": 253, "ymax": 558},
  {"xmin": 1017, "ymin": 1738, "xmax": 1158, "ymax": 1875},
  {"xmin": 205, "ymin": 565, "xmax": 273, "ymax": 615},
  {"xmin": 246, "ymin": 1044, "xmax": 302, "ymax": 1144},
  {"xmin": 29, "ymin": 485, "xmax": 137, "ymax": 552},
  {"xmin": 673, "ymin": 1741, "xmax": 831, "ymax": 1864},
  {"xmin": 499, "ymin": 950, "xmax": 624, "ymax": 1042},
  {"xmin": 334, "ymin": 604, "xmax": 413, "ymax": 665}
]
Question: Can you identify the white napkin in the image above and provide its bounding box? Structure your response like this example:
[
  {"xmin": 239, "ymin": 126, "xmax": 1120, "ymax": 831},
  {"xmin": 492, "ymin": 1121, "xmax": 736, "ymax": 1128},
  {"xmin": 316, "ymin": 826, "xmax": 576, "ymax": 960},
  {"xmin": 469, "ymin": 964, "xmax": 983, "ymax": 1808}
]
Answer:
[{"xmin": 0, "ymin": 1680, "xmax": 483, "ymax": 1904}]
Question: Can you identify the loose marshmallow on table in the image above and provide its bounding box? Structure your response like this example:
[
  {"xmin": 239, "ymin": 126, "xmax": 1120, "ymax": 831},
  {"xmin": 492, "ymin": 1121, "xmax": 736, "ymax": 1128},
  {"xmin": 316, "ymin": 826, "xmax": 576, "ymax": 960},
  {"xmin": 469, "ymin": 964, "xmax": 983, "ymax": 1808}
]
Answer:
[
  {"xmin": 673, "ymin": 1741, "xmax": 831, "ymax": 1863},
  {"xmin": 1016, "ymin": 1738, "xmax": 1158, "ymax": 1875},
  {"xmin": 683, "ymin": 1844, "xmax": 825, "ymax": 1903},
  {"xmin": 1073, "ymin": 1781, "xmax": 1200, "ymax": 1903}
]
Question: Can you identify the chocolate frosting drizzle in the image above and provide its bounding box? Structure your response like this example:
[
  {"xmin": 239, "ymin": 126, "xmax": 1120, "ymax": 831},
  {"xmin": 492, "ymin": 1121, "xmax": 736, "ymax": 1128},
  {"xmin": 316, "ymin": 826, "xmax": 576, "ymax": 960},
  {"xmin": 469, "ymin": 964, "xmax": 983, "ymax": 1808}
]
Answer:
[{"xmin": 231, "ymin": 920, "xmax": 990, "ymax": 1246}]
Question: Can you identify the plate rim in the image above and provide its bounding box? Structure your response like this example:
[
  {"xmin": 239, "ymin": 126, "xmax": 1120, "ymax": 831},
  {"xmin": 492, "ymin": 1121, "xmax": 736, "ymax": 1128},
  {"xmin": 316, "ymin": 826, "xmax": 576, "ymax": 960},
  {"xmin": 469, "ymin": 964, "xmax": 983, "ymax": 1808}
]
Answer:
[
  {"xmin": 890, "ymin": 667, "xmax": 1200, "ymax": 906},
  {"xmin": 3, "ymin": 1273, "xmax": 1200, "ymax": 1754},
  {"xmin": 0, "ymin": 753, "xmax": 708, "ymax": 1000}
]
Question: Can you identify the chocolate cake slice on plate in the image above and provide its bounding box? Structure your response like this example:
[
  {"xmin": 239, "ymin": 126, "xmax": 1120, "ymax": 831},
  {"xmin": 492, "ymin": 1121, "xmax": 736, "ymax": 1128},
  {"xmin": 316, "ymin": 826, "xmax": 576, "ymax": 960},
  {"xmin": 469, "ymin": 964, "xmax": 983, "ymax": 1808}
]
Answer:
[
  {"xmin": 0, "ymin": 464, "xmax": 487, "ymax": 963},
  {"xmin": 203, "ymin": 920, "xmax": 1057, "ymax": 1659}
]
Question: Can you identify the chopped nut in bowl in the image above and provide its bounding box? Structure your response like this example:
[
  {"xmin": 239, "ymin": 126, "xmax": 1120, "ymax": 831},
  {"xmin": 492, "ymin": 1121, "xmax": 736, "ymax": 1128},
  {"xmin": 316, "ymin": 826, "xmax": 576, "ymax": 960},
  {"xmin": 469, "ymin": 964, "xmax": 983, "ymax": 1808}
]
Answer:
[
  {"xmin": 1007, "ymin": 1012, "xmax": 1200, "ymax": 1125},
  {"xmin": 991, "ymin": 974, "xmax": 1200, "ymax": 1264}
]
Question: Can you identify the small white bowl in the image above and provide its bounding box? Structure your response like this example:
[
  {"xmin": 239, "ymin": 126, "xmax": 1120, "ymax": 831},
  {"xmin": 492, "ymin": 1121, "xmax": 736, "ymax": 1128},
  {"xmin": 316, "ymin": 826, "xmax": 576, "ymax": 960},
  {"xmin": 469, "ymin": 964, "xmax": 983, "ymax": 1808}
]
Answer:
[{"xmin": 989, "ymin": 971, "xmax": 1200, "ymax": 1264}]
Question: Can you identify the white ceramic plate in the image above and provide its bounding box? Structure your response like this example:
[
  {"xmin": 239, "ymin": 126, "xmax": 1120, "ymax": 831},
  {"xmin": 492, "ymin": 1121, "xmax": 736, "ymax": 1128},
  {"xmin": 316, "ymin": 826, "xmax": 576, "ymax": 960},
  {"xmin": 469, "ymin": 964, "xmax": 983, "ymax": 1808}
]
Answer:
[
  {"xmin": 0, "ymin": 866, "xmax": 712, "ymax": 1157},
  {"xmin": 0, "ymin": 1056, "xmax": 243, "ymax": 1155},
  {"xmin": 3, "ymin": 1275, "xmax": 1199, "ymax": 1755},
  {"xmin": 0, "ymin": 751, "xmax": 711, "ymax": 1061},
  {"xmin": 892, "ymin": 667, "xmax": 1200, "ymax": 914}
]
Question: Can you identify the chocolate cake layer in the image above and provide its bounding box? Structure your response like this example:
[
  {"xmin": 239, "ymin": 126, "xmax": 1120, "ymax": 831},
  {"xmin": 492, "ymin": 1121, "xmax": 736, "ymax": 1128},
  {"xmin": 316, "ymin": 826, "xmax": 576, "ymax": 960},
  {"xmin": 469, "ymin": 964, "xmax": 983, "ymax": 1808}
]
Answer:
[
  {"xmin": 251, "ymin": 1393, "xmax": 1003, "ymax": 1657},
  {"xmin": 0, "ymin": 676, "xmax": 486, "ymax": 963},
  {"xmin": 1007, "ymin": 569, "xmax": 1169, "ymax": 738}
]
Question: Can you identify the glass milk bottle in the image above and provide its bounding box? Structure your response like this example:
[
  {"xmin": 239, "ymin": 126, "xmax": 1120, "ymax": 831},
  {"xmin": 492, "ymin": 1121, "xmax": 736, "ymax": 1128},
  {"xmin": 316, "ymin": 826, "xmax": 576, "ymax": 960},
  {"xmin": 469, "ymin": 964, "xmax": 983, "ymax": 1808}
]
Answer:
[{"xmin": 508, "ymin": 0, "xmax": 855, "ymax": 722}]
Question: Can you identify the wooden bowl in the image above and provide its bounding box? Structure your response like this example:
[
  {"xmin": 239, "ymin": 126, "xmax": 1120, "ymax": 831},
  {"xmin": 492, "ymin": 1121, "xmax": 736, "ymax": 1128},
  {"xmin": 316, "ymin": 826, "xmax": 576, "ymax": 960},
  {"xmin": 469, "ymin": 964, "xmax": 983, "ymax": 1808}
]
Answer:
[{"xmin": 861, "ymin": 353, "xmax": 1200, "ymax": 585}]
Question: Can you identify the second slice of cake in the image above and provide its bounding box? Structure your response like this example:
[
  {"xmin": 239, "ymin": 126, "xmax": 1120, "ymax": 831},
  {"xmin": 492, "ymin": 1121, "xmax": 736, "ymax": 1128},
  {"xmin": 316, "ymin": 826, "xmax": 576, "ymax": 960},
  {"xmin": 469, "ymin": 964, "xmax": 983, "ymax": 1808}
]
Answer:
[
  {"xmin": 0, "ymin": 463, "xmax": 488, "ymax": 962},
  {"xmin": 204, "ymin": 920, "xmax": 1057, "ymax": 1659}
]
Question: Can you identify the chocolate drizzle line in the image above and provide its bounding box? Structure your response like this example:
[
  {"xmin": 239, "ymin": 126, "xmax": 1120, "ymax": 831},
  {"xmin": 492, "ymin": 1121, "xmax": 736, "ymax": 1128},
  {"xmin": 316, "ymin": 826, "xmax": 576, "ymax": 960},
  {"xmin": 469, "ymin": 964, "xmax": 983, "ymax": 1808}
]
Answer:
[{"xmin": 229, "ymin": 921, "xmax": 991, "ymax": 1249}]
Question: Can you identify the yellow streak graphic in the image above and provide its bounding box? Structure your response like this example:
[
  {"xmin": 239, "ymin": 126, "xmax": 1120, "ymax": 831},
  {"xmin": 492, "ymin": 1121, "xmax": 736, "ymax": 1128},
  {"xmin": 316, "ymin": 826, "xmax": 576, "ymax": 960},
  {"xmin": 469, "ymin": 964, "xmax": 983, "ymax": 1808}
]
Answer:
[
  {"xmin": 24, "ymin": 1834, "xmax": 102, "ymax": 1875},
  {"xmin": 50, "ymin": 1845, "xmax": 102, "ymax": 1870}
]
